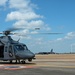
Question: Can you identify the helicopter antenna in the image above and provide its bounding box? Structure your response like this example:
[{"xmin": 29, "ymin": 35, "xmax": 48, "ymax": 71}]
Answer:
[{"xmin": 17, "ymin": 38, "xmax": 20, "ymax": 42}]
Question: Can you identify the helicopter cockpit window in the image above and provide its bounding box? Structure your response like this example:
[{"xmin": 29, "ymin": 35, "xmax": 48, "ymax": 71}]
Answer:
[
  {"xmin": 23, "ymin": 45, "xmax": 28, "ymax": 50},
  {"xmin": 15, "ymin": 45, "xmax": 24, "ymax": 51}
]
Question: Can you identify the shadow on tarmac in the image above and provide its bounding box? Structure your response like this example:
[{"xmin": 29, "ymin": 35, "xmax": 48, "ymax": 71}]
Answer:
[{"xmin": 0, "ymin": 61, "xmax": 36, "ymax": 65}]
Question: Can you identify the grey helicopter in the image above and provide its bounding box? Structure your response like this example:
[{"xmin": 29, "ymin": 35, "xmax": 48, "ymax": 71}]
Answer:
[
  {"xmin": 0, "ymin": 27, "xmax": 62, "ymax": 64},
  {"xmin": 0, "ymin": 28, "xmax": 36, "ymax": 64}
]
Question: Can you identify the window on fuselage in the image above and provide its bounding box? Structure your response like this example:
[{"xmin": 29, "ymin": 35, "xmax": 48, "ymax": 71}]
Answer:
[
  {"xmin": 15, "ymin": 45, "xmax": 24, "ymax": 51},
  {"xmin": 23, "ymin": 45, "xmax": 28, "ymax": 50}
]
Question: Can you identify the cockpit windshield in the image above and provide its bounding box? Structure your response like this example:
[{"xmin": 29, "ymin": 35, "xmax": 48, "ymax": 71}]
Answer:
[
  {"xmin": 23, "ymin": 45, "xmax": 28, "ymax": 50},
  {"xmin": 14, "ymin": 44, "xmax": 28, "ymax": 51},
  {"xmin": 15, "ymin": 45, "xmax": 24, "ymax": 51}
]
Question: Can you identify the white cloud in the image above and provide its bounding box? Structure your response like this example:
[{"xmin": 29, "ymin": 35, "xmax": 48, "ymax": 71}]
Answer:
[
  {"xmin": 5, "ymin": 0, "xmax": 49, "ymax": 40},
  {"xmin": 34, "ymin": 38, "xmax": 43, "ymax": 45},
  {"xmin": 56, "ymin": 38, "xmax": 63, "ymax": 41},
  {"xmin": 13, "ymin": 20, "xmax": 44, "ymax": 29},
  {"xmin": 13, "ymin": 20, "xmax": 51, "ymax": 37},
  {"xmin": 27, "ymin": 20, "xmax": 44, "ymax": 28},
  {"xmin": 9, "ymin": 0, "xmax": 29, "ymax": 8},
  {"xmin": 13, "ymin": 20, "xmax": 28, "ymax": 28},
  {"xmin": 30, "ymin": 31, "xmax": 39, "ymax": 34},
  {"xmin": 6, "ymin": 11, "xmax": 43, "ymax": 21},
  {"xmin": 6, "ymin": 0, "xmax": 43, "ymax": 21},
  {"xmin": 64, "ymin": 32, "xmax": 75, "ymax": 39},
  {"xmin": 5, "ymin": 0, "xmax": 50, "ymax": 35},
  {"xmin": 21, "ymin": 29, "xmax": 30, "ymax": 34},
  {"xmin": 56, "ymin": 32, "xmax": 75, "ymax": 42},
  {"xmin": 9, "ymin": 0, "xmax": 33, "ymax": 10},
  {"xmin": 0, "ymin": 0, "xmax": 8, "ymax": 6},
  {"xmin": 12, "ymin": 35, "xmax": 31, "ymax": 41}
]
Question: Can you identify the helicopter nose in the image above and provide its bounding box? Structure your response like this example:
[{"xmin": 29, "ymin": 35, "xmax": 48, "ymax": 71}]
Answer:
[
  {"xmin": 28, "ymin": 53, "xmax": 35, "ymax": 58},
  {"xmin": 15, "ymin": 52, "xmax": 35, "ymax": 59}
]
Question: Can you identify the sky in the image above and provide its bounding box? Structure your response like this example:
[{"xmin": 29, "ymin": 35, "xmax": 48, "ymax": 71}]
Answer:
[{"xmin": 0, "ymin": 0, "xmax": 75, "ymax": 53}]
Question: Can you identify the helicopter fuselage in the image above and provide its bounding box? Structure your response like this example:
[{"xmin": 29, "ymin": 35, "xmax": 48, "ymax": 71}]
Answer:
[{"xmin": 0, "ymin": 36, "xmax": 35, "ymax": 63}]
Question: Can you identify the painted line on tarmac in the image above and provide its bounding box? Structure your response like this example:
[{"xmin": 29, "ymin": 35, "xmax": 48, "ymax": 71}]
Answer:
[
  {"xmin": 0, "ymin": 64, "xmax": 75, "ymax": 70},
  {"xmin": 36, "ymin": 64, "xmax": 75, "ymax": 69},
  {"xmin": 0, "ymin": 65, "xmax": 36, "ymax": 70}
]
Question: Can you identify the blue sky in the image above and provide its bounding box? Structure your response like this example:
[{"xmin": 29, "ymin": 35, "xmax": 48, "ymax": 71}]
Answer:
[{"xmin": 0, "ymin": 0, "xmax": 75, "ymax": 53}]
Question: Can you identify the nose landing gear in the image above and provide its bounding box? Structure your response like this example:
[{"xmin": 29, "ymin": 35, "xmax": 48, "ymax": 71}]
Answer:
[{"xmin": 21, "ymin": 60, "xmax": 26, "ymax": 64}]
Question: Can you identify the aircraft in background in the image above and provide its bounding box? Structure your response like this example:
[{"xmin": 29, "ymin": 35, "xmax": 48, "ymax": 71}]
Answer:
[{"xmin": 37, "ymin": 49, "xmax": 55, "ymax": 54}]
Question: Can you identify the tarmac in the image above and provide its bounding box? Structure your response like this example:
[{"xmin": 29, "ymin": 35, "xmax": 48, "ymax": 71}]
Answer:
[{"xmin": 0, "ymin": 54, "xmax": 75, "ymax": 75}]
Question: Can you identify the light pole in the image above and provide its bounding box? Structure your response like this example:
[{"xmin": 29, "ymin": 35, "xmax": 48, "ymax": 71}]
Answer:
[
  {"xmin": 71, "ymin": 44, "xmax": 72, "ymax": 53},
  {"xmin": 71, "ymin": 44, "xmax": 75, "ymax": 53}
]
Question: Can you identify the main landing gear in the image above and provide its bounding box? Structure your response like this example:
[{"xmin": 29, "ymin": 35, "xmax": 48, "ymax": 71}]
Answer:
[
  {"xmin": 9, "ymin": 60, "xmax": 26, "ymax": 64},
  {"xmin": 10, "ymin": 60, "xmax": 12, "ymax": 63},
  {"xmin": 15, "ymin": 60, "xmax": 26, "ymax": 64}
]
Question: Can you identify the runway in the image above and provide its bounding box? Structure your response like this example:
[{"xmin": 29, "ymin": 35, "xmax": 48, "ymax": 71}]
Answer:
[
  {"xmin": 0, "ymin": 67, "xmax": 75, "ymax": 75},
  {"xmin": 0, "ymin": 54, "xmax": 75, "ymax": 75}
]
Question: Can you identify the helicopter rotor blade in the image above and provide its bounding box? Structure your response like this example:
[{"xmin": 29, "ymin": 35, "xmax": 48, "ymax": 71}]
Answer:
[
  {"xmin": 0, "ymin": 26, "xmax": 63, "ymax": 36},
  {"xmin": 4, "ymin": 27, "xmax": 40, "ymax": 34},
  {"xmin": 7, "ymin": 27, "xmax": 40, "ymax": 36},
  {"xmin": 37, "ymin": 32, "xmax": 63, "ymax": 34},
  {"xmin": 5, "ymin": 27, "xmax": 22, "ymax": 32},
  {"xmin": 12, "ymin": 32, "xmax": 63, "ymax": 37},
  {"xmin": 0, "ymin": 32, "xmax": 2, "ymax": 34},
  {"xmin": 1, "ymin": 27, "xmax": 23, "ymax": 36}
]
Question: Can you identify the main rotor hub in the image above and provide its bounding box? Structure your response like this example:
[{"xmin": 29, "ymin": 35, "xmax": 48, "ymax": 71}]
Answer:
[{"xmin": 3, "ymin": 31, "xmax": 10, "ymax": 36}]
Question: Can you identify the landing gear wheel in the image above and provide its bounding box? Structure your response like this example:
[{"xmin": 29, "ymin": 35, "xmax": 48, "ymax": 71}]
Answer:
[
  {"xmin": 21, "ymin": 60, "xmax": 26, "ymax": 64},
  {"xmin": 15, "ymin": 60, "xmax": 18, "ymax": 64},
  {"xmin": 10, "ymin": 60, "xmax": 12, "ymax": 63},
  {"xmin": 28, "ymin": 59, "xmax": 32, "ymax": 62},
  {"xmin": 18, "ymin": 60, "xmax": 20, "ymax": 63},
  {"xmin": 15, "ymin": 60, "xmax": 20, "ymax": 64}
]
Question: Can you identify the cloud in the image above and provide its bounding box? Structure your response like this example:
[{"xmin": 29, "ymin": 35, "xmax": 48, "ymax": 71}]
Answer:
[
  {"xmin": 13, "ymin": 20, "xmax": 45, "ymax": 34},
  {"xmin": 56, "ymin": 32, "xmax": 75, "ymax": 42},
  {"xmin": 0, "ymin": 0, "xmax": 8, "ymax": 6},
  {"xmin": 13, "ymin": 20, "xmax": 50, "ymax": 31},
  {"xmin": 5, "ymin": 0, "xmax": 51, "ymax": 39},
  {"xmin": 12, "ymin": 35, "xmax": 31, "ymax": 41},
  {"xmin": 64, "ymin": 32, "xmax": 75, "ymax": 39},
  {"xmin": 6, "ymin": 0, "xmax": 44, "ymax": 29},
  {"xmin": 6, "ymin": 0, "xmax": 43, "ymax": 21},
  {"xmin": 9, "ymin": 0, "xmax": 35, "ymax": 10},
  {"xmin": 35, "ymin": 38, "xmax": 43, "ymax": 45},
  {"xmin": 9, "ymin": 0, "xmax": 29, "ymax": 9},
  {"xmin": 13, "ymin": 20, "xmax": 44, "ymax": 28},
  {"xmin": 6, "ymin": 11, "xmax": 43, "ymax": 21},
  {"xmin": 56, "ymin": 38, "xmax": 63, "ymax": 41}
]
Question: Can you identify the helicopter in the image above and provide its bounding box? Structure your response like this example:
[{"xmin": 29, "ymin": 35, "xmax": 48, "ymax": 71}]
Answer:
[
  {"xmin": 0, "ymin": 28, "xmax": 36, "ymax": 64},
  {"xmin": 0, "ymin": 27, "xmax": 62, "ymax": 64}
]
